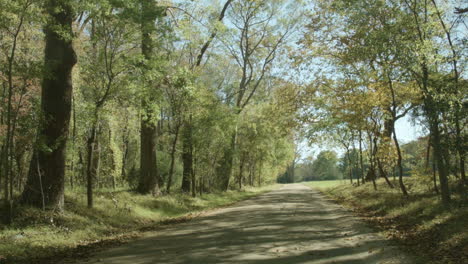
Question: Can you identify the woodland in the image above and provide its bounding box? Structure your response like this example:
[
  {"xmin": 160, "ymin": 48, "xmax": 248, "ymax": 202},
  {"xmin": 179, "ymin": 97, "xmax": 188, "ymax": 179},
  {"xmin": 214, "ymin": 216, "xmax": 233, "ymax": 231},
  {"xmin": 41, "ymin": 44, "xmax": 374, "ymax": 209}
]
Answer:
[{"xmin": 0, "ymin": 0, "xmax": 466, "ymax": 263}]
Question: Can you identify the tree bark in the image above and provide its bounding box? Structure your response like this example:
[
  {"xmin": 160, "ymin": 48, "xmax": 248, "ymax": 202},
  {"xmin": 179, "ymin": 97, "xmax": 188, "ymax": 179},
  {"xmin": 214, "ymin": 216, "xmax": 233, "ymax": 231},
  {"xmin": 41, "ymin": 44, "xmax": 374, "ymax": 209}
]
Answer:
[
  {"xmin": 392, "ymin": 126, "xmax": 408, "ymax": 196},
  {"xmin": 217, "ymin": 131, "xmax": 236, "ymax": 191},
  {"xmin": 431, "ymin": 0, "xmax": 465, "ymax": 186},
  {"xmin": 378, "ymin": 159, "xmax": 394, "ymax": 188},
  {"xmin": 137, "ymin": 0, "xmax": 162, "ymax": 195},
  {"xmin": 86, "ymin": 119, "xmax": 99, "ymax": 208},
  {"xmin": 346, "ymin": 149, "xmax": 353, "ymax": 184},
  {"xmin": 191, "ymin": 155, "xmax": 196, "ymax": 197},
  {"xmin": 181, "ymin": 121, "xmax": 192, "ymax": 193},
  {"xmin": 368, "ymin": 132, "xmax": 377, "ymax": 190},
  {"xmin": 238, "ymin": 155, "xmax": 244, "ymax": 189},
  {"xmin": 422, "ymin": 62, "xmax": 451, "ymax": 204},
  {"xmin": 166, "ymin": 124, "xmax": 179, "ymax": 193},
  {"xmin": 358, "ymin": 130, "xmax": 363, "ymax": 186},
  {"xmin": 138, "ymin": 114, "xmax": 160, "ymax": 195},
  {"xmin": 428, "ymin": 111, "xmax": 451, "ymax": 204},
  {"xmin": 20, "ymin": 0, "xmax": 77, "ymax": 210}
]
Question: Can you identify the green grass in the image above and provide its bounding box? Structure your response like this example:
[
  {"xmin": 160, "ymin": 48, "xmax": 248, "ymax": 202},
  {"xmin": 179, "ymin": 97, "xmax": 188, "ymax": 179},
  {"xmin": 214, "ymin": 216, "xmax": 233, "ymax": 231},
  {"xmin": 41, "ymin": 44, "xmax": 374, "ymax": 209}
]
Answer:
[
  {"xmin": 0, "ymin": 185, "xmax": 278, "ymax": 263},
  {"xmin": 305, "ymin": 178, "xmax": 467, "ymax": 264},
  {"xmin": 302, "ymin": 179, "xmax": 347, "ymax": 189}
]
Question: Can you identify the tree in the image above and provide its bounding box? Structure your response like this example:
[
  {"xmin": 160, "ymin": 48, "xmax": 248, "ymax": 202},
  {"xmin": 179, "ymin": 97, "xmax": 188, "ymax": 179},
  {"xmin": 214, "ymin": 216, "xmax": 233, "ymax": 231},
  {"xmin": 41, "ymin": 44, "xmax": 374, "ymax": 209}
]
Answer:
[
  {"xmin": 180, "ymin": 0, "xmax": 234, "ymax": 194},
  {"xmin": 137, "ymin": 0, "xmax": 166, "ymax": 195},
  {"xmin": 216, "ymin": 0, "xmax": 300, "ymax": 190},
  {"xmin": 21, "ymin": 0, "xmax": 77, "ymax": 210},
  {"xmin": 311, "ymin": 151, "xmax": 342, "ymax": 180},
  {"xmin": 79, "ymin": 3, "xmax": 138, "ymax": 207},
  {"xmin": 0, "ymin": 0, "xmax": 41, "ymax": 222}
]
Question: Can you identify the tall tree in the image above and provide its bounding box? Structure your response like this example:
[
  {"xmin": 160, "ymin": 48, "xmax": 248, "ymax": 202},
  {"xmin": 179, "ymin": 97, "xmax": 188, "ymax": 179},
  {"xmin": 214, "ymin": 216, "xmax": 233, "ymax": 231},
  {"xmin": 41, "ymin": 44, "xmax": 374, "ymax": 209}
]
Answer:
[
  {"xmin": 216, "ymin": 0, "xmax": 298, "ymax": 190},
  {"xmin": 21, "ymin": 0, "xmax": 77, "ymax": 210},
  {"xmin": 180, "ymin": 0, "xmax": 233, "ymax": 193},
  {"xmin": 137, "ymin": 0, "xmax": 165, "ymax": 195}
]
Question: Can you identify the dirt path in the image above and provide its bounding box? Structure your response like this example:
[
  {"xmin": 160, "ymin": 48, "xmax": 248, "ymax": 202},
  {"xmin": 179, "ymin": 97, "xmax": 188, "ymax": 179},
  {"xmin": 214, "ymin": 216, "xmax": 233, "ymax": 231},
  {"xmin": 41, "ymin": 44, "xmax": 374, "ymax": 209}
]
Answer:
[{"xmin": 83, "ymin": 184, "xmax": 413, "ymax": 264}]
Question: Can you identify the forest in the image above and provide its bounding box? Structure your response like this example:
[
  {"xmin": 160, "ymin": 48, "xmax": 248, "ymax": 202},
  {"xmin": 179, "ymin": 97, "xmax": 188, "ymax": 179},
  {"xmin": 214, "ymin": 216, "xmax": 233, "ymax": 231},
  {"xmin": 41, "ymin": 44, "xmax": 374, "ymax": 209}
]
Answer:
[{"xmin": 0, "ymin": 0, "xmax": 466, "ymax": 263}]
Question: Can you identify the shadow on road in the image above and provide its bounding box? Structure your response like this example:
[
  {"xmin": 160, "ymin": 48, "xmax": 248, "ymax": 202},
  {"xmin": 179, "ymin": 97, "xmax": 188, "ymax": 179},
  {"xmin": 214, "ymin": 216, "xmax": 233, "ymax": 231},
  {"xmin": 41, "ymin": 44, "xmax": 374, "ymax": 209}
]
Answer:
[{"xmin": 85, "ymin": 184, "xmax": 412, "ymax": 264}]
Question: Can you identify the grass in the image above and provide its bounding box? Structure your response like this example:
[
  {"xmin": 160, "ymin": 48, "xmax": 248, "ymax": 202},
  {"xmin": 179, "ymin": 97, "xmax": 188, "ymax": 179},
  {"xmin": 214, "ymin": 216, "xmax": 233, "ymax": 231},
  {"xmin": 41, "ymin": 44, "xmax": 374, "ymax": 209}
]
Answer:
[
  {"xmin": 302, "ymin": 179, "xmax": 347, "ymax": 189},
  {"xmin": 304, "ymin": 178, "xmax": 468, "ymax": 264},
  {"xmin": 0, "ymin": 185, "xmax": 278, "ymax": 264}
]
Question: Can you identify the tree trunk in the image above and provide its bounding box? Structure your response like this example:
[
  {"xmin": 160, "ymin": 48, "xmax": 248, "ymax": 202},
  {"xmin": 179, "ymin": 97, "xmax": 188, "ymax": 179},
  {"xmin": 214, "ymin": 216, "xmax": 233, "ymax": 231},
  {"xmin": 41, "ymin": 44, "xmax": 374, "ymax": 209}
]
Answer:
[
  {"xmin": 120, "ymin": 141, "xmax": 129, "ymax": 179},
  {"xmin": 346, "ymin": 149, "xmax": 353, "ymax": 184},
  {"xmin": 137, "ymin": 0, "xmax": 162, "ymax": 196},
  {"xmin": 456, "ymin": 118, "xmax": 466, "ymax": 186},
  {"xmin": 433, "ymin": 156, "xmax": 439, "ymax": 194},
  {"xmin": 20, "ymin": 0, "xmax": 77, "ymax": 210},
  {"xmin": 138, "ymin": 116, "xmax": 160, "ymax": 195},
  {"xmin": 358, "ymin": 130, "xmax": 364, "ymax": 186},
  {"xmin": 181, "ymin": 120, "xmax": 192, "ymax": 193},
  {"xmin": 217, "ymin": 131, "xmax": 236, "ymax": 191},
  {"xmin": 120, "ymin": 125, "xmax": 130, "ymax": 180},
  {"xmin": 392, "ymin": 127, "xmax": 408, "ymax": 196},
  {"xmin": 86, "ymin": 119, "xmax": 98, "ymax": 208},
  {"xmin": 431, "ymin": 0, "xmax": 465, "ymax": 187},
  {"xmin": 191, "ymin": 155, "xmax": 196, "ymax": 197},
  {"xmin": 421, "ymin": 58, "xmax": 450, "ymax": 204},
  {"xmin": 249, "ymin": 162, "xmax": 254, "ymax": 186},
  {"xmin": 238, "ymin": 156, "xmax": 244, "ymax": 190},
  {"xmin": 368, "ymin": 133, "xmax": 377, "ymax": 190},
  {"xmin": 429, "ymin": 113, "xmax": 450, "ymax": 204},
  {"xmin": 70, "ymin": 92, "xmax": 76, "ymax": 190},
  {"xmin": 166, "ymin": 124, "xmax": 179, "ymax": 193},
  {"xmin": 378, "ymin": 159, "xmax": 394, "ymax": 188}
]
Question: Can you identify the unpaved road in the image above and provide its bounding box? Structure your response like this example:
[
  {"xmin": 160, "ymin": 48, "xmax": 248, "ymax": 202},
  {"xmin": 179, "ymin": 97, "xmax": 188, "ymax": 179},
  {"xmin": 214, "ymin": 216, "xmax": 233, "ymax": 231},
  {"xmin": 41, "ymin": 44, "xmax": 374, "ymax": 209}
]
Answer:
[{"xmin": 84, "ymin": 184, "xmax": 413, "ymax": 264}]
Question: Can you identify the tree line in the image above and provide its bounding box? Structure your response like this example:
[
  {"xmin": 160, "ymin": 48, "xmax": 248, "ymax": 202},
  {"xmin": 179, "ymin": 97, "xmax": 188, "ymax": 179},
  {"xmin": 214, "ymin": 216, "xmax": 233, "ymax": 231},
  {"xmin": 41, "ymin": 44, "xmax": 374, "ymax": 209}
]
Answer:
[
  {"xmin": 1, "ymin": 0, "xmax": 466, "ymax": 225},
  {"xmin": 295, "ymin": 0, "xmax": 466, "ymax": 204},
  {"xmin": 0, "ymin": 0, "xmax": 304, "ymax": 223}
]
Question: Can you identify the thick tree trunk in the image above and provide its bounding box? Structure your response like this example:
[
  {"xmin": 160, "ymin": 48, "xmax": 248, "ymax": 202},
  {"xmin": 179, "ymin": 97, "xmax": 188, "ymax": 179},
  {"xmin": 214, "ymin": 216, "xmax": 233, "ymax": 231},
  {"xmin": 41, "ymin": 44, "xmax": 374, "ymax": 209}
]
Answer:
[
  {"xmin": 137, "ymin": 0, "xmax": 162, "ymax": 196},
  {"xmin": 431, "ymin": 0, "xmax": 465, "ymax": 187},
  {"xmin": 429, "ymin": 114, "xmax": 451, "ymax": 204},
  {"xmin": 217, "ymin": 131, "xmax": 236, "ymax": 191},
  {"xmin": 421, "ymin": 59, "xmax": 450, "ymax": 204},
  {"xmin": 20, "ymin": 0, "xmax": 76, "ymax": 210},
  {"xmin": 138, "ymin": 116, "xmax": 160, "ymax": 195}
]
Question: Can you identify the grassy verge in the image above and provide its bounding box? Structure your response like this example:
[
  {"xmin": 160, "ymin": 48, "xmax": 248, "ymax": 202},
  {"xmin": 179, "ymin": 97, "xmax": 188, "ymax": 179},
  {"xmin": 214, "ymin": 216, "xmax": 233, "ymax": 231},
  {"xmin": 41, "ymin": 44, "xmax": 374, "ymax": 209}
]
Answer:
[
  {"xmin": 302, "ymin": 179, "xmax": 347, "ymax": 189},
  {"xmin": 304, "ymin": 178, "xmax": 467, "ymax": 264},
  {"xmin": 0, "ymin": 185, "xmax": 278, "ymax": 264}
]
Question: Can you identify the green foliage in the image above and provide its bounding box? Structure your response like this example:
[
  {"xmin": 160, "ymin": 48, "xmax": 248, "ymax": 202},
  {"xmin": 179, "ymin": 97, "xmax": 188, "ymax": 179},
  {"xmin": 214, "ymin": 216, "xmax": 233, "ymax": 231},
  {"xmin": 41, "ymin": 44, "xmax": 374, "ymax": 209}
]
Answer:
[{"xmin": 310, "ymin": 151, "xmax": 343, "ymax": 180}]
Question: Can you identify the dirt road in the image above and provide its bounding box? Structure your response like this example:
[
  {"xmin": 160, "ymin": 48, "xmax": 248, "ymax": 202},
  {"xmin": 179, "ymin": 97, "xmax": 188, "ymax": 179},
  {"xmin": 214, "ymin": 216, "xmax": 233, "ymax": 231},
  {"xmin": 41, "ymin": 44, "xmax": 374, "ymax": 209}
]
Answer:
[{"xmin": 84, "ymin": 184, "xmax": 413, "ymax": 264}]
